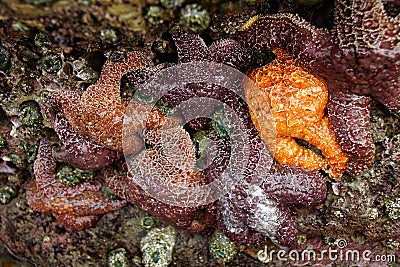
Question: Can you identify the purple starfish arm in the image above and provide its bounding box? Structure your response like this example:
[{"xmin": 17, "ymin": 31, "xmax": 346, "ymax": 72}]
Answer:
[
  {"xmin": 172, "ymin": 29, "xmax": 254, "ymax": 69},
  {"xmin": 53, "ymin": 113, "xmax": 119, "ymax": 170},
  {"xmin": 209, "ymin": 38, "xmax": 253, "ymax": 70},
  {"xmin": 263, "ymin": 163, "xmax": 327, "ymax": 207},
  {"xmin": 127, "ymin": 31, "xmax": 255, "ymax": 131},
  {"xmin": 207, "ymin": 128, "xmax": 326, "ymax": 248},
  {"xmin": 332, "ymin": 0, "xmax": 400, "ymax": 111},
  {"xmin": 217, "ymin": 195, "xmax": 270, "ymax": 246},
  {"xmin": 327, "ymin": 92, "xmax": 375, "ymax": 175},
  {"xmin": 236, "ymin": 13, "xmax": 333, "ymax": 72},
  {"xmin": 217, "ymin": 184, "xmax": 299, "ymax": 248},
  {"xmin": 171, "ymin": 29, "xmax": 212, "ymax": 63}
]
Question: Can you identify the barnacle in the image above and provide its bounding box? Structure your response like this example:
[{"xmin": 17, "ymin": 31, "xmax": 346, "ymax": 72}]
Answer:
[
  {"xmin": 141, "ymin": 226, "xmax": 176, "ymax": 267},
  {"xmin": 208, "ymin": 230, "xmax": 238, "ymax": 264},
  {"xmin": 107, "ymin": 248, "xmax": 130, "ymax": 267},
  {"xmin": 179, "ymin": 4, "xmax": 210, "ymax": 33}
]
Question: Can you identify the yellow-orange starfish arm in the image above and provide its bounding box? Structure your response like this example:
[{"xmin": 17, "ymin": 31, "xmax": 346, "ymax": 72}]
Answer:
[{"xmin": 274, "ymin": 136, "xmax": 328, "ymax": 170}]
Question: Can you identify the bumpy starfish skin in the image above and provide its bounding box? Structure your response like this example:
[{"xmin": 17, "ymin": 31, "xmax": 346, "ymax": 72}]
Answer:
[
  {"xmin": 332, "ymin": 0, "xmax": 400, "ymax": 110},
  {"xmin": 327, "ymin": 92, "xmax": 375, "ymax": 175},
  {"xmin": 52, "ymin": 51, "xmax": 170, "ymax": 153},
  {"xmin": 263, "ymin": 163, "xmax": 327, "ymax": 207},
  {"xmin": 244, "ymin": 50, "xmax": 348, "ymax": 178},
  {"xmin": 217, "ymin": 183, "xmax": 299, "ymax": 248},
  {"xmin": 237, "ymin": 13, "xmax": 333, "ymax": 78},
  {"xmin": 104, "ymin": 168, "xmax": 215, "ymax": 233},
  {"xmin": 172, "ymin": 29, "xmax": 253, "ymax": 69},
  {"xmin": 26, "ymin": 139, "xmax": 126, "ymax": 230},
  {"xmin": 104, "ymin": 126, "xmax": 215, "ymax": 233},
  {"xmin": 53, "ymin": 113, "xmax": 119, "ymax": 170}
]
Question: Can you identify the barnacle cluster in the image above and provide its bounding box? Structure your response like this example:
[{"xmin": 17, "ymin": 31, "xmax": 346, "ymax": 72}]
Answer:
[
  {"xmin": 107, "ymin": 248, "xmax": 130, "ymax": 267},
  {"xmin": 55, "ymin": 163, "xmax": 95, "ymax": 187},
  {"xmin": 208, "ymin": 230, "xmax": 238, "ymax": 263},
  {"xmin": 140, "ymin": 226, "xmax": 176, "ymax": 267},
  {"xmin": 179, "ymin": 4, "xmax": 210, "ymax": 33}
]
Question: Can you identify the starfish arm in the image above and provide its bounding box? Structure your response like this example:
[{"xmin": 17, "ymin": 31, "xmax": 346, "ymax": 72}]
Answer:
[
  {"xmin": 217, "ymin": 193, "xmax": 274, "ymax": 245},
  {"xmin": 125, "ymin": 127, "xmax": 210, "ymax": 207},
  {"xmin": 77, "ymin": 53, "xmax": 178, "ymax": 153},
  {"xmin": 237, "ymin": 14, "xmax": 333, "ymax": 72},
  {"xmin": 54, "ymin": 214, "xmax": 99, "ymax": 230},
  {"xmin": 227, "ymin": 183, "xmax": 299, "ymax": 248},
  {"xmin": 52, "ymin": 51, "xmax": 152, "ymax": 152},
  {"xmin": 49, "ymin": 182, "xmax": 126, "ymax": 217},
  {"xmin": 51, "ymin": 90, "xmax": 85, "ymax": 133},
  {"xmin": 334, "ymin": 0, "xmax": 400, "ymax": 58},
  {"xmin": 103, "ymin": 167, "xmax": 212, "ymax": 233},
  {"xmin": 208, "ymin": 129, "xmax": 324, "ymax": 248},
  {"xmin": 216, "ymin": 193, "xmax": 271, "ymax": 246},
  {"xmin": 171, "ymin": 29, "xmax": 212, "ymax": 63},
  {"xmin": 370, "ymin": 74, "xmax": 400, "ymax": 112},
  {"xmin": 27, "ymin": 139, "xmax": 69, "ymax": 213},
  {"xmin": 143, "ymin": 126, "xmax": 197, "ymax": 171},
  {"xmin": 96, "ymin": 51, "xmax": 153, "ymax": 90},
  {"xmin": 298, "ymin": 118, "xmax": 349, "ymax": 178},
  {"xmin": 262, "ymin": 163, "xmax": 327, "ymax": 207},
  {"xmin": 32, "ymin": 139, "xmax": 56, "ymax": 187},
  {"xmin": 327, "ymin": 91, "xmax": 375, "ymax": 175},
  {"xmin": 125, "ymin": 63, "xmax": 173, "ymax": 97},
  {"xmin": 274, "ymin": 136, "xmax": 328, "ymax": 171},
  {"xmin": 53, "ymin": 113, "xmax": 119, "ymax": 170},
  {"xmin": 27, "ymin": 139, "xmax": 126, "ymax": 230},
  {"xmin": 332, "ymin": 0, "xmax": 400, "ymax": 111},
  {"xmin": 208, "ymin": 38, "xmax": 253, "ymax": 70}
]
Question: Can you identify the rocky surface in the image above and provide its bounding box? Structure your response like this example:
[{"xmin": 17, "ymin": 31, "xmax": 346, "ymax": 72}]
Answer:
[{"xmin": 0, "ymin": 0, "xmax": 399, "ymax": 266}]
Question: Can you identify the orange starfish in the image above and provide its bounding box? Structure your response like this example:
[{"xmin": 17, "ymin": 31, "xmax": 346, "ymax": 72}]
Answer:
[
  {"xmin": 52, "ymin": 51, "xmax": 172, "ymax": 154},
  {"xmin": 243, "ymin": 49, "xmax": 348, "ymax": 178}
]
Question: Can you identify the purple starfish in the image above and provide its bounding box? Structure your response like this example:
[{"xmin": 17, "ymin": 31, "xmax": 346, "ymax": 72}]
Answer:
[{"xmin": 126, "ymin": 29, "xmax": 254, "ymax": 130}]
